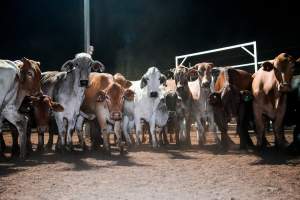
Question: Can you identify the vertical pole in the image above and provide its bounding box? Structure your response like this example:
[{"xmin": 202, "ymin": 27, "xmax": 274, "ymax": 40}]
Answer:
[
  {"xmin": 253, "ymin": 41, "xmax": 258, "ymax": 72},
  {"xmin": 175, "ymin": 56, "xmax": 178, "ymax": 68},
  {"xmin": 84, "ymin": 0, "xmax": 90, "ymax": 53}
]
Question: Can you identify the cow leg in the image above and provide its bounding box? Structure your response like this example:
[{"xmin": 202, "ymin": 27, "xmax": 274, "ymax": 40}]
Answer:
[
  {"xmin": 65, "ymin": 118, "xmax": 76, "ymax": 151},
  {"xmin": 185, "ymin": 118, "xmax": 192, "ymax": 146},
  {"xmin": 37, "ymin": 130, "xmax": 44, "ymax": 152},
  {"xmin": 135, "ymin": 118, "xmax": 142, "ymax": 145},
  {"xmin": 101, "ymin": 128, "xmax": 110, "ymax": 154},
  {"xmin": 150, "ymin": 115, "xmax": 158, "ymax": 148},
  {"xmin": 0, "ymin": 132, "xmax": 6, "ymax": 152},
  {"xmin": 26, "ymin": 121, "xmax": 33, "ymax": 153},
  {"xmin": 253, "ymin": 110, "xmax": 266, "ymax": 150},
  {"xmin": 114, "ymin": 121, "xmax": 124, "ymax": 154},
  {"xmin": 10, "ymin": 127, "xmax": 20, "ymax": 156},
  {"xmin": 75, "ymin": 115, "xmax": 86, "ymax": 150},
  {"xmin": 46, "ymin": 130, "xmax": 54, "ymax": 151},
  {"xmin": 195, "ymin": 117, "xmax": 205, "ymax": 147},
  {"xmin": 209, "ymin": 114, "xmax": 220, "ymax": 145},
  {"xmin": 162, "ymin": 127, "xmax": 169, "ymax": 145},
  {"xmin": 273, "ymin": 118, "xmax": 287, "ymax": 149},
  {"xmin": 55, "ymin": 116, "xmax": 67, "ymax": 152},
  {"xmin": 5, "ymin": 112, "xmax": 28, "ymax": 159},
  {"xmin": 122, "ymin": 116, "xmax": 132, "ymax": 146}
]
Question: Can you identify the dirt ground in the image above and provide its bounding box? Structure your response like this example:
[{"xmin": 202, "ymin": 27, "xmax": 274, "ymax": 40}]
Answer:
[{"xmin": 0, "ymin": 130, "xmax": 300, "ymax": 200}]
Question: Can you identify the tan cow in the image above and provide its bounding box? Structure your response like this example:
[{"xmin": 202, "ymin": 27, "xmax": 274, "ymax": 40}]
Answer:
[
  {"xmin": 252, "ymin": 53, "xmax": 295, "ymax": 149},
  {"xmin": 79, "ymin": 73, "xmax": 134, "ymax": 153}
]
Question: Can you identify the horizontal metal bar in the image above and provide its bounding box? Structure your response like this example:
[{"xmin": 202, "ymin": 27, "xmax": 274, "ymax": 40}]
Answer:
[
  {"xmin": 176, "ymin": 41, "xmax": 256, "ymax": 59},
  {"xmin": 216, "ymin": 60, "xmax": 270, "ymax": 69}
]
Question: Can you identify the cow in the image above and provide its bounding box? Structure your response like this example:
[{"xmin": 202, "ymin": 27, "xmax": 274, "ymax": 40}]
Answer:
[
  {"xmin": 0, "ymin": 58, "xmax": 42, "ymax": 159},
  {"xmin": 125, "ymin": 67, "xmax": 167, "ymax": 148},
  {"xmin": 2, "ymin": 95, "xmax": 64, "ymax": 156},
  {"xmin": 159, "ymin": 77, "xmax": 184, "ymax": 145},
  {"xmin": 209, "ymin": 67, "xmax": 254, "ymax": 149},
  {"xmin": 174, "ymin": 63, "xmax": 219, "ymax": 146},
  {"xmin": 41, "ymin": 53, "xmax": 104, "ymax": 151},
  {"xmin": 189, "ymin": 63, "xmax": 219, "ymax": 145},
  {"xmin": 77, "ymin": 73, "xmax": 134, "ymax": 153},
  {"xmin": 252, "ymin": 53, "xmax": 295, "ymax": 150},
  {"xmin": 285, "ymin": 58, "xmax": 300, "ymax": 154}
]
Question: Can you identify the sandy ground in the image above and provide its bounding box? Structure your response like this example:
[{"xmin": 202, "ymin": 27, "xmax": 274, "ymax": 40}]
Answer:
[{"xmin": 0, "ymin": 131, "xmax": 300, "ymax": 200}]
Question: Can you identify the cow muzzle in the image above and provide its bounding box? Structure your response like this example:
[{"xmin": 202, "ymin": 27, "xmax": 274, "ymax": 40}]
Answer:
[
  {"xmin": 80, "ymin": 80, "xmax": 89, "ymax": 87},
  {"xmin": 110, "ymin": 112, "xmax": 122, "ymax": 121},
  {"xmin": 201, "ymin": 81, "xmax": 210, "ymax": 88},
  {"xmin": 150, "ymin": 91, "xmax": 158, "ymax": 98}
]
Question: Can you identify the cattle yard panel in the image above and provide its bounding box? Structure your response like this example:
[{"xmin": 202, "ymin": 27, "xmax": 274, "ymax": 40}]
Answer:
[{"xmin": 175, "ymin": 41, "xmax": 262, "ymax": 72}]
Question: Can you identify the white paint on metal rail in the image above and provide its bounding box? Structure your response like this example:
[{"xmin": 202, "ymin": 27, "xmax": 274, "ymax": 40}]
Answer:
[{"xmin": 175, "ymin": 41, "xmax": 259, "ymax": 72}]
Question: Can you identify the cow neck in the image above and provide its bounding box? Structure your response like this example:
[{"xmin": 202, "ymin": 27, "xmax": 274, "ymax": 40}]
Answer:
[
  {"xmin": 176, "ymin": 84, "xmax": 192, "ymax": 105},
  {"xmin": 66, "ymin": 69, "xmax": 82, "ymax": 94}
]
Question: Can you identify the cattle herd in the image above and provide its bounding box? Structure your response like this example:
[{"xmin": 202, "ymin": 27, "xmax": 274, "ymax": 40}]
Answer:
[{"xmin": 0, "ymin": 52, "xmax": 299, "ymax": 160}]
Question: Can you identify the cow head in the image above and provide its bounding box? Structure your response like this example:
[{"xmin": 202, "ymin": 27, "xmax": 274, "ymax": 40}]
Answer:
[
  {"xmin": 262, "ymin": 53, "xmax": 295, "ymax": 92},
  {"xmin": 96, "ymin": 82, "xmax": 134, "ymax": 121},
  {"xmin": 61, "ymin": 53, "xmax": 105, "ymax": 87},
  {"xmin": 113, "ymin": 73, "xmax": 132, "ymax": 88},
  {"xmin": 18, "ymin": 58, "xmax": 42, "ymax": 96},
  {"xmin": 174, "ymin": 65, "xmax": 189, "ymax": 89},
  {"xmin": 164, "ymin": 68, "xmax": 176, "ymax": 79},
  {"xmin": 191, "ymin": 62, "xmax": 214, "ymax": 89},
  {"xmin": 34, "ymin": 95, "xmax": 64, "ymax": 132},
  {"xmin": 165, "ymin": 91, "xmax": 181, "ymax": 118},
  {"xmin": 140, "ymin": 67, "xmax": 166, "ymax": 98}
]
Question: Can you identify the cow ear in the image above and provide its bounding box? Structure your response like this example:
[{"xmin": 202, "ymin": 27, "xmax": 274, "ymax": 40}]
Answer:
[
  {"xmin": 91, "ymin": 60, "xmax": 105, "ymax": 72},
  {"xmin": 140, "ymin": 76, "xmax": 148, "ymax": 89},
  {"xmin": 160, "ymin": 74, "xmax": 167, "ymax": 86},
  {"xmin": 261, "ymin": 61, "xmax": 274, "ymax": 71},
  {"xmin": 51, "ymin": 102, "xmax": 64, "ymax": 112},
  {"xmin": 61, "ymin": 60, "xmax": 74, "ymax": 72},
  {"xmin": 164, "ymin": 69, "xmax": 175, "ymax": 79},
  {"xmin": 96, "ymin": 90, "xmax": 106, "ymax": 102},
  {"xmin": 125, "ymin": 80, "xmax": 132, "ymax": 88},
  {"xmin": 123, "ymin": 89, "xmax": 135, "ymax": 101}
]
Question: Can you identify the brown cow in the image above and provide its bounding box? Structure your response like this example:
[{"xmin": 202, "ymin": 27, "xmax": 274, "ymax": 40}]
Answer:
[
  {"xmin": 252, "ymin": 53, "xmax": 295, "ymax": 149},
  {"xmin": 5, "ymin": 95, "xmax": 64, "ymax": 156},
  {"xmin": 79, "ymin": 73, "xmax": 134, "ymax": 153},
  {"xmin": 0, "ymin": 58, "xmax": 42, "ymax": 159},
  {"xmin": 209, "ymin": 68, "xmax": 254, "ymax": 149}
]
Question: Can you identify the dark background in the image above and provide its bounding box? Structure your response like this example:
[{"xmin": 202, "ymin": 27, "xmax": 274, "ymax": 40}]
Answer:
[{"xmin": 0, "ymin": 0, "xmax": 299, "ymax": 78}]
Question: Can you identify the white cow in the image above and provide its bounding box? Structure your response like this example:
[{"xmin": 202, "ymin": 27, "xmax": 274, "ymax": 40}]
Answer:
[
  {"xmin": 123, "ymin": 67, "xmax": 167, "ymax": 148},
  {"xmin": 0, "ymin": 58, "xmax": 41, "ymax": 159}
]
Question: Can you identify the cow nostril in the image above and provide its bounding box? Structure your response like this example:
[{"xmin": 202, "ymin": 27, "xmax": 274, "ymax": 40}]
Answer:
[{"xmin": 150, "ymin": 91, "xmax": 158, "ymax": 98}]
